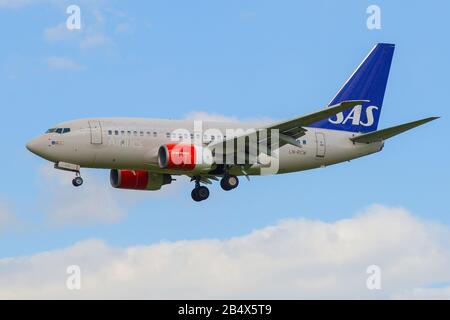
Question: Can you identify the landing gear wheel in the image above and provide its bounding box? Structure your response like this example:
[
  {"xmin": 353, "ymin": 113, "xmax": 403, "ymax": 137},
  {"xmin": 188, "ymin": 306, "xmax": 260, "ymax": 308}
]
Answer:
[
  {"xmin": 197, "ymin": 186, "xmax": 209, "ymax": 200},
  {"xmin": 191, "ymin": 188, "xmax": 201, "ymax": 202},
  {"xmin": 72, "ymin": 176, "xmax": 84, "ymax": 187},
  {"xmin": 191, "ymin": 186, "xmax": 209, "ymax": 202},
  {"xmin": 220, "ymin": 175, "xmax": 239, "ymax": 191}
]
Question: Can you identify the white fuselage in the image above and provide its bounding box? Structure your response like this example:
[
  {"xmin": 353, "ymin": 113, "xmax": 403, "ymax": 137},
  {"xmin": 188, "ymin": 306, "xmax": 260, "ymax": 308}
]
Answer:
[{"xmin": 26, "ymin": 118, "xmax": 383, "ymax": 176}]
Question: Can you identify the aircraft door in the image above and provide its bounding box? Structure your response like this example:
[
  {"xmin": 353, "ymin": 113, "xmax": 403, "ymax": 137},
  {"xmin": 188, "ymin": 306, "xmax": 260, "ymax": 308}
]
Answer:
[
  {"xmin": 315, "ymin": 132, "xmax": 325, "ymax": 158},
  {"xmin": 89, "ymin": 121, "xmax": 103, "ymax": 144}
]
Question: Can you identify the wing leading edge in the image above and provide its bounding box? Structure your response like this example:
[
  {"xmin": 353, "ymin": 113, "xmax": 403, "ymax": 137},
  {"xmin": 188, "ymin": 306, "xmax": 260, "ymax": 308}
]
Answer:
[{"xmin": 209, "ymin": 99, "xmax": 368, "ymax": 153}]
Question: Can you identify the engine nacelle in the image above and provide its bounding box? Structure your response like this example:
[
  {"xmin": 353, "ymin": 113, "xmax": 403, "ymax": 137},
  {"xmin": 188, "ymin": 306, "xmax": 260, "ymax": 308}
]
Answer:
[
  {"xmin": 158, "ymin": 144, "xmax": 213, "ymax": 172},
  {"xmin": 110, "ymin": 169, "xmax": 172, "ymax": 191}
]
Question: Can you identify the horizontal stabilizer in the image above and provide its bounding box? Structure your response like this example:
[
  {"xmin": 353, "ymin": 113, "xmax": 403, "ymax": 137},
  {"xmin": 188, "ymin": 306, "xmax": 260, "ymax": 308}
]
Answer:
[{"xmin": 350, "ymin": 117, "xmax": 439, "ymax": 143}]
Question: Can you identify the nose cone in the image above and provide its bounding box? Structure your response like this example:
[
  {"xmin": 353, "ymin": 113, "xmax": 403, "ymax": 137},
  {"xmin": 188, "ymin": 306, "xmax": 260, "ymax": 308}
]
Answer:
[{"xmin": 26, "ymin": 136, "xmax": 45, "ymax": 157}]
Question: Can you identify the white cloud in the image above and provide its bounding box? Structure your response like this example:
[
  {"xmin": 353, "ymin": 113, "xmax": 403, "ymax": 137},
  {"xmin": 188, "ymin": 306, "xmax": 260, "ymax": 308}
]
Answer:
[
  {"xmin": 37, "ymin": 165, "xmax": 128, "ymax": 225},
  {"xmin": 1, "ymin": 205, "xmax": 450, "ymax": 299},
  {"xmin": 79, "ymin": 32, "xmax": 114, "ymax": 50},
  {"xmin": 0, "ymin": 0, "xmax": 105, "ymax": 9},
  {"xmin": 185, "ymin": 111, "xmax": 240, "ymax": 123},
  {"xmin": 8, "ymin": 0, "xmax": 129, "ymax": 52},
  {"xmin": 0, "ymin": 0, "xmax": 41, "ymax": 8},
  {"xmin": 42, "ymin": 2, "xmax": 115, "ymax": 51},
  {"xmin": 0, "ymin": 199, "xmax": 21, "ymax": 234},
  {"xmin": 44, "ymin": 23, "xmax": 79, "ymax": 42},
  {"xmin": 114, "ymin": 22, "xmax": 133, "ymax": 35},
  {"xmin": 45, "ymin": 56, "xmax": 85, "ymax": 71},
  {"xmin": 44, "ymin": 23, "xmax": 115, "ymax": 51},
  {"xmin": 36, "ymin": 164, "xmax": 180, "ymax": 226},
  {"xmin": 184, "ymin": 111, "xmax": 273, "ymax": 126},
  {"xmin": 392, "ymin": 286, "xmax": 450, "ymax": 300}
]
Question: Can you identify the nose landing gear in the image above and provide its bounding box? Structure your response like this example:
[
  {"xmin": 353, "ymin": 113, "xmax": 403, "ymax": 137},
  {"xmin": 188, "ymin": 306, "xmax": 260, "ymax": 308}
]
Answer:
[
  {"xmin": 54, "ymin": 162, "xmax": 84, "ymax": 187},
  {"xmin": 72, "ymin": 173, "xmax": 84, "ymax": 187}
]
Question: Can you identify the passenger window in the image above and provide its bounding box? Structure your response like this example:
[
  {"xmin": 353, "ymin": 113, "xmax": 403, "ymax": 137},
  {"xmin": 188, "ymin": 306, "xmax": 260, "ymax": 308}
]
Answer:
[
  {"xmin": 133, "ymin": 131, "xmax": 137, "ymax": 136},
  {"xmin": 153, "ymin": 132, "xmax": 157, "ymax": 137},
  {"xmin": 140, "ymin": 131, "xmax": 144, "ymax": 136},
  {"xmin": 115, "ymin": 130, "xmax": 119, "ymax": 135},
  {"xmin": 303, "ymin": 140, "xmax": 307, "ymax": 145},
  {"xmin": 121, "ymin": 130, "xmax": 125, "ymax": 135},
  {"xmin": 56, "ymin": 128, "xmax": 63, "ymax": 134},
  {"xmin": 108, "ymin": 130, "xmax": 112, "ymax": 135},
  {"xmin": 63, "ymin": 128, "xmax": 71, "ymax": 134},
  {"xmin": 127, "ymin": 131, "xmax": 131, "ymax": 135},
  {"xmin": 166, "ymin": 133, "xmax": 171, "ymax": 138}
]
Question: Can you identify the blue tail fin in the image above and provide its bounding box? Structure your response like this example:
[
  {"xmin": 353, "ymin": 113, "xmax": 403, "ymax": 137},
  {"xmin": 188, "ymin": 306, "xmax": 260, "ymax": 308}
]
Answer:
[{"xmin": 310, "ymin": 43, "xmax": 395, "ymax": 133}]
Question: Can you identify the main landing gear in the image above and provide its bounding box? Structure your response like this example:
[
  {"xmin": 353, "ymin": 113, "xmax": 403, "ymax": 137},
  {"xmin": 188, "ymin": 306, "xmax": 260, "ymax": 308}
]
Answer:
[
  {"xmin": 220, "ymin": 175, "xmax": 239, "ymax": 191},
  {"xmin": 191, "ymin": 177, "xmax": 209, "ymax": 202},
  {"xmin": 191, "ymin": 175, "xmax": 240, "ymax": 202}
]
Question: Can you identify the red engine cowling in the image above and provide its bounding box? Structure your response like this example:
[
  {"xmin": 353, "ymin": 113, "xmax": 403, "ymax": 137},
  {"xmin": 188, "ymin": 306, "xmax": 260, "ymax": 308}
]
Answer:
[
  {"xmin": 110, "ymin": 169, "xmax": 172, "ymax": 191},
  {"xmin": 158, "ymin": 144, "xmax": 213, "ymax": 171}
]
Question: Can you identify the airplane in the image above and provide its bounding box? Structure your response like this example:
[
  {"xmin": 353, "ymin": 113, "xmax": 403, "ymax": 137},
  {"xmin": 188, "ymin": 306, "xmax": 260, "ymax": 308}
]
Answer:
[{"xmin": 26, "ymin": 43, "xmax": 438, "ymax": 202}]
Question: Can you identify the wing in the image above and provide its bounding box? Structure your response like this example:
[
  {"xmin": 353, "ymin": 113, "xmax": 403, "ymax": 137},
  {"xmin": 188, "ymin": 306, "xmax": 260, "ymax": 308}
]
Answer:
[
  {"xmin": 209, "ymin": 100, "xmax": 368, "ymax": 157},
  {"xmin": 266, "ymin": 100, "xmax": 368, "ymax": 139}
]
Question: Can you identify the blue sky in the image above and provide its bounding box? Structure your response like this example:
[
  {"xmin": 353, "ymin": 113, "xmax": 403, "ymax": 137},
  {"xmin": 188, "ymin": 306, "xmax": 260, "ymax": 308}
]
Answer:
[{"xmin": 0, "ymin": 0, "xmax": 449, "ymax": 298}]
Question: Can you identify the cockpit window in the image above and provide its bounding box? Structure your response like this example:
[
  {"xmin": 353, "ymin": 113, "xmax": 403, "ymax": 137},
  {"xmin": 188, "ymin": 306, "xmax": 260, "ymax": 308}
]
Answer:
[{"xmin": 45, "ymin": 128, "xmax": 71, "ymax": 134}]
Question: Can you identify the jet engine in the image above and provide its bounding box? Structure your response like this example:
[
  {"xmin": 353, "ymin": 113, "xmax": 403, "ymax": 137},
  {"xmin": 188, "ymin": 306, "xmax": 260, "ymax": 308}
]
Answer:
[
  {"xmin": 158, "ymin": 144, "xmax": 213, "ymax": 172},
  {"xmin": 110, "ymin": 169, "xmax": 172, "ymax": 190}
]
